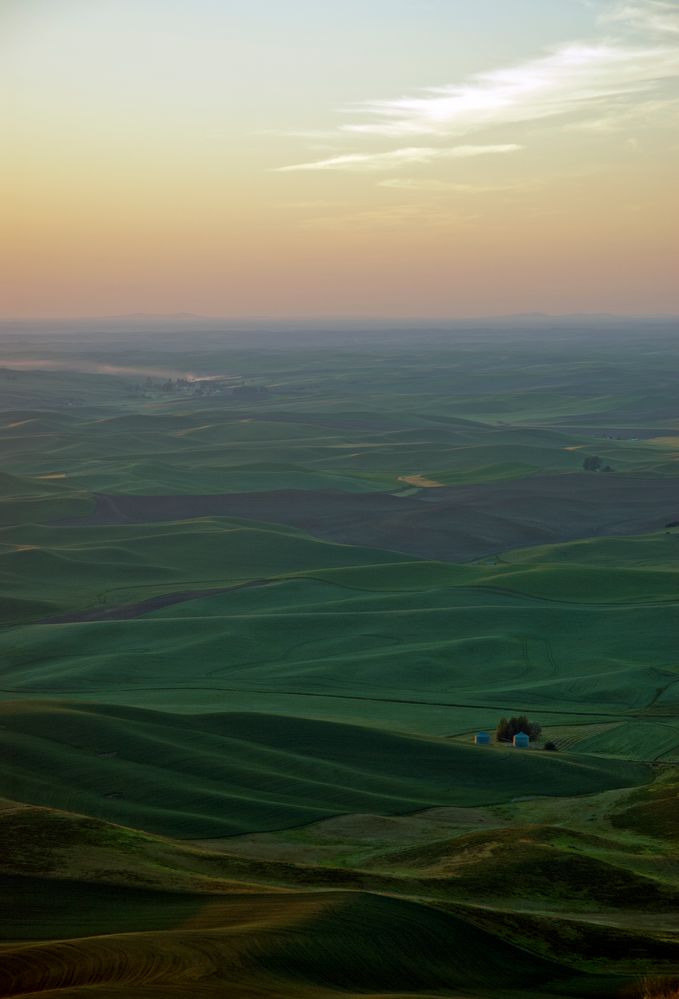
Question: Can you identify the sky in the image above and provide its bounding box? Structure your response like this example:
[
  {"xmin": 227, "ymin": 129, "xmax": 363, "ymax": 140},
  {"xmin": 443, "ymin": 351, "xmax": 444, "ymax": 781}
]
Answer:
[{"xmin": 1, "ymin": 0, "xmax": 678, "ymax": 318}]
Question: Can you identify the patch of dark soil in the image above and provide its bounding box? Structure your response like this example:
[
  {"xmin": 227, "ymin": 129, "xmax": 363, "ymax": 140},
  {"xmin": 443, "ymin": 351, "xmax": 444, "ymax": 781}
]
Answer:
[
  {"xmin": 40, "ymin": 580, "xmax": 270, "ymax": 624},
  {"xmin": 58, "ymin": 474, "xmax": 679, "ymax": 562}
]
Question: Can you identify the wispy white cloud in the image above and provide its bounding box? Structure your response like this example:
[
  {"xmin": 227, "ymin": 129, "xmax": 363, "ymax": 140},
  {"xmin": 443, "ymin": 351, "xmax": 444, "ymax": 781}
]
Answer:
[
  {"xmin": 275, "ymin": 143, "xmax": 520, "ymax": 174},
  {"xmin": 601, "ymin": 1, "xmax": 679, "ymax": 35},
  {"xmin": 274, "ymin": 2, "xmax": 679, "ymax": 185},
  {"xmin": 339, "ymin": 43, "xmax": 679, "ymax": 140}
]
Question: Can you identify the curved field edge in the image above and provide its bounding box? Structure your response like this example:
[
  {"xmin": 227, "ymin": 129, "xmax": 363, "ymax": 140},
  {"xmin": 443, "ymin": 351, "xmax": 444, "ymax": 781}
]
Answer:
[
  {"xmin": 4, "ymin": 519, "xmax": 677, "ymax": 632},
  {"xmin": 1, "ymin": 821, "xmax": 679, "ymax": 999},
  {"xmin": 0, "ymin": 890, "xmax": 608, "ymax": 999},
  {"xmin": 0, "ymin": 701, "xmax": 651, "ymax": 838},
  {"xmin": 3, "ymin": 783, "xmax": 679, "ymax": 912}
]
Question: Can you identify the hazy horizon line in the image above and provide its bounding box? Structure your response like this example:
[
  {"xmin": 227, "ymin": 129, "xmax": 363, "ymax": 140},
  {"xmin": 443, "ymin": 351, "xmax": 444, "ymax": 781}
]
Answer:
[{"xmin": 1, "ymin": 310, "xmax": 678, "ymax": 325}]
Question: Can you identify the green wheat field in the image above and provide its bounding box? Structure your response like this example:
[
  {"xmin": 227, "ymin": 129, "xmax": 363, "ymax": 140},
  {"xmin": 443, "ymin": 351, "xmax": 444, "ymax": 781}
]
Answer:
[{"xmin": 1, "ymin": 316, "xmax": 679, "ymax": 999}]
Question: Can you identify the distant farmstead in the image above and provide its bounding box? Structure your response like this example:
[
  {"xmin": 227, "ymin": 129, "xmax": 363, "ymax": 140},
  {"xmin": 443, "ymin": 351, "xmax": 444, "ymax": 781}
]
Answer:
[
  {"xmin": 474, "ymin": 732, "xmax": 491, "ymax": 745},
  {"xmin": 513, "ymin": 732, "xmax": 530, "ymax": 748}
]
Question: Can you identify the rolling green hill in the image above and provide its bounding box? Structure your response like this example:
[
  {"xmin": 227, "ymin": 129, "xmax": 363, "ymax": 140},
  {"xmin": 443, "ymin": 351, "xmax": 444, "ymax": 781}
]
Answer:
[
  {"xmin": 2, "ymin": 798, "xmax": 679, "ymax": 998},
  {"xmin": 0, "ymin": 886, "xmax": 599, "ymax": 999},
  {"xmin": 0, "ymin": 702, "xmax": 649, "ymax": 837}
]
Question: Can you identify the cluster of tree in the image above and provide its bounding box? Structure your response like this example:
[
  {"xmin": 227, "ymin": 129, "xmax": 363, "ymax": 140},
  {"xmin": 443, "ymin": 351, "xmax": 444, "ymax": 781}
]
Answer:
[
  {"xmin": 582, "ymin": 455, "xmax": 613, "ymax": 472},
  {"xmin": 136, "ymin": 375, "xmax": 228, "ymax": 398},
  {"xmin": 496, "ymin": 715, "xmax": 542, "ymax": 743},
  {"xmin": 191, "ymin": 382, "xmax": 228, "ymax": 397},
  {"xmin": 157, "ymin": 377, "xmax": 193, "ymax": 392}
]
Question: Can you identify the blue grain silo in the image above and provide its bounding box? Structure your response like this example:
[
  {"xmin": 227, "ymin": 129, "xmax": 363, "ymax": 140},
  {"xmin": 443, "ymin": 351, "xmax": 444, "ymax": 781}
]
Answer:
[
  {"xmin": 513, "ymin": 732, "xmax": 530, "ymax": 748},
  {"xmin": 474, "ymin": 732, "xmax": 491, "ymax": 745}
]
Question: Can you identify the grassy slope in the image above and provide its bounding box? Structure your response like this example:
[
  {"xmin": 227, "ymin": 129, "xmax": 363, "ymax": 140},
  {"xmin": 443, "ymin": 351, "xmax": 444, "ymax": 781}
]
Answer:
[
  {"xmin": 3, "ymin": 580, "xmax": 677, "ymax": 727},
  {"xmin": 2, "ymin": 530, "xmax": 678, "ymax": 750},
  {"xmin": 2, "ymin": 799, "xmax": 679, "ymax": 998},
  {"xmin": 0, "ymin": 518, "xmax": 413, "ymax": 624},
  {"xmin": 6, "ymin": 519, "xmax": 676, "ymax": 626},
  {"xmin": 0, "ymin": 702, "xmax": 649, "ymax": 837},
  {"xmin": 0, "ymin": 890, "xmax": 595, "ymax": 999}
]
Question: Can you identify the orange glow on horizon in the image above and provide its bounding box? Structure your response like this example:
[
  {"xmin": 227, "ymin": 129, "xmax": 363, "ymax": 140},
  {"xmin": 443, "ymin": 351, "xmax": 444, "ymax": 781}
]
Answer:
[{"xmin": 2, "ymin": 0, "xmax": 678, "ymax": 318}]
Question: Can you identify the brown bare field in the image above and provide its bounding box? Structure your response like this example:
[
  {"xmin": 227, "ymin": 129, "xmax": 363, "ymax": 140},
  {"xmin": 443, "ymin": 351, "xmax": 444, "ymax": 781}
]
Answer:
[{"xmin": 397, "ymin": 474, "xmax": 445, "ymax": 487}]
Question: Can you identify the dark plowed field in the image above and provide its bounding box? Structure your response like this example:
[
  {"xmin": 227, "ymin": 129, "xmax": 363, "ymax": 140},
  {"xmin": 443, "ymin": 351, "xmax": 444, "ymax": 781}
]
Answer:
[
  {"xmin": 39, "ymin": 582, "xmax": 270, "ymax": 623},
  {"xmin": 63, "ymin": 474, "xmax": 678, "ymax": 561}
]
